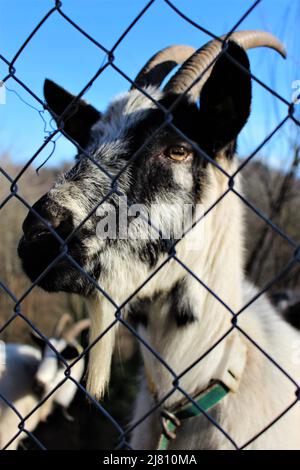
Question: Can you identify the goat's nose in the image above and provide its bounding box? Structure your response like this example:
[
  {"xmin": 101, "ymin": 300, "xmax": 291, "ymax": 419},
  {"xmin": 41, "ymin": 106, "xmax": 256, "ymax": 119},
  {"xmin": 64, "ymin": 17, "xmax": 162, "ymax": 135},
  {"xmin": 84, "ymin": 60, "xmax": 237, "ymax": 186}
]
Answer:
[{"xmin": 22, "ymin": 195, "xmax": 73, "ymax": 243}]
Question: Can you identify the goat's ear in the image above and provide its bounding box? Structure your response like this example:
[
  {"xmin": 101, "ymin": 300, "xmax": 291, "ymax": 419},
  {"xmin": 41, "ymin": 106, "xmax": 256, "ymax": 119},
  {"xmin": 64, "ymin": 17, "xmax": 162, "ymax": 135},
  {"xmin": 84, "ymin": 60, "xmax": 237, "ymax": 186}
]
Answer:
[
  {"xmin": 30, "ymin": 331, "xmax": 46, "ymax": 350},
  {"xmin": 60, "ymin": 344, "xmax": 80, "ymax": 360},
  {"xmin": 198, "ymin": 41, "xmax": 251, "ymax": 155},
  {"xmin": 44, "ymin": 79, "xmax": 101, "ymax": 148}
]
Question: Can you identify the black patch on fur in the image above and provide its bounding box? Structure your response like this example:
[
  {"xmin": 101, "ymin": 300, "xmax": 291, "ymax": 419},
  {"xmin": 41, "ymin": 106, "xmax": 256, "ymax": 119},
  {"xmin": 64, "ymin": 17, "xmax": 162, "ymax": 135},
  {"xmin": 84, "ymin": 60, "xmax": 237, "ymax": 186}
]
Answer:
[
  {"xmin": 284, "ymin": 302, "xmax": 300, "ymax": 330},
  {"xmin": 128, "ymin": 298, "xmax": 151, "ymax": 327},
  {"xmin": 128, "ymin": 291, "xmax": 164, "ymax": 327},
  {"xmin": 124, "ymin": 94, "xmax": 207, "ymax": 201},
  {"xmin": 60, "ymin": 344, "xmax": 80, "ymax": 360},
  {"xmin": 118, "ymin": 95, "xmax": 208, "ymax": 268},
  {"xmin": 171, "ymin": 279, "xmax": 197, "ymax": 327},
  {"xmin": 138, "ymin": 239, "xmax": 171, "ymax": 268}
]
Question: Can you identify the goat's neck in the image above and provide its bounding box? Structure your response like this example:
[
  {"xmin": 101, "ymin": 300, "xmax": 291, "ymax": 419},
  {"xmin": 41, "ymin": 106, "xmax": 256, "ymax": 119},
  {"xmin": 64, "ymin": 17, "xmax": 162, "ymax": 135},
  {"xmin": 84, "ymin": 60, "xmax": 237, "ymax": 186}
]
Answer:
[
  {"xmin": 86, "ymin": 160, "xmax": 245, "ymax": 401},
  {"xmin": 139, "ymin": 161, "xmax": 245, "ymax": 402}
]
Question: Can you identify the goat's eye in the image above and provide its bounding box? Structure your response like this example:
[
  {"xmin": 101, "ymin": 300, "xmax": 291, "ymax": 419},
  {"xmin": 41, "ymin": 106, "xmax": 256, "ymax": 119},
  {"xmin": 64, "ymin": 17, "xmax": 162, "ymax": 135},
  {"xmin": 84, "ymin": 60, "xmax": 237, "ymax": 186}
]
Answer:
[{"xmin": 166, "ymin": 145, "xmax": 191, "ymax": 161}]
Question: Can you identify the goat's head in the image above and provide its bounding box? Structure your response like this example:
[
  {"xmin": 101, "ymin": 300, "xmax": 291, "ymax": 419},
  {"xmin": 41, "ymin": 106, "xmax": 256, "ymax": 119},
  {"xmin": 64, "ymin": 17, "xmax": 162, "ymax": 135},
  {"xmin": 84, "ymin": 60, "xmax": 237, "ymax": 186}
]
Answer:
[
  {"xmin": 31, "ymin": 314, "xmax": 90, "ymax": 405},
  {"xmin": 18, "ymin": 31, "xmax": 285, "ymax": 298}
]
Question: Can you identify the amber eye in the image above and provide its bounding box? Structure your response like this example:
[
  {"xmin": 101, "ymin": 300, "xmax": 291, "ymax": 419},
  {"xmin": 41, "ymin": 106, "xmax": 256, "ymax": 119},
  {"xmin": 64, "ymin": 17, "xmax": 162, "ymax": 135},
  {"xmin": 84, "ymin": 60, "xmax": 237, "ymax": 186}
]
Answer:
[{"xmin": 166, "ymin": 145, "xmax": 191, "ymax": 161}]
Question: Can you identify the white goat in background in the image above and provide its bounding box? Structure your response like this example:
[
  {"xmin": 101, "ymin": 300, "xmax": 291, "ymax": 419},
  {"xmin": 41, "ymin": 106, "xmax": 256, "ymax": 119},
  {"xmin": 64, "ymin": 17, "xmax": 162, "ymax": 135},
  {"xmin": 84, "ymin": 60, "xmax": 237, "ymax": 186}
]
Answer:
[
  {"xmin": 18, "ymin": 30, "xmax": 300, "ymax": 449},
  {"xmin": 0, "ymin": 315, "xmax": 89, "ymax": 450}
]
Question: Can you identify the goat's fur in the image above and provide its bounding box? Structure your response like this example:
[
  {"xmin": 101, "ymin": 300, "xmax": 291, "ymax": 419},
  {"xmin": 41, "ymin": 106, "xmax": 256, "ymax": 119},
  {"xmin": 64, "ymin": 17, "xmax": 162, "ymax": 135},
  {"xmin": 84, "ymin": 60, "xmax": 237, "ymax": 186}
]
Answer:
[
  {"xmin": 0, "ymin": 330, "xmax": 85, "ymax": 450},
  {"xmin": 18, "ymin": 35, "xmax": 300, "ymax": 449}
]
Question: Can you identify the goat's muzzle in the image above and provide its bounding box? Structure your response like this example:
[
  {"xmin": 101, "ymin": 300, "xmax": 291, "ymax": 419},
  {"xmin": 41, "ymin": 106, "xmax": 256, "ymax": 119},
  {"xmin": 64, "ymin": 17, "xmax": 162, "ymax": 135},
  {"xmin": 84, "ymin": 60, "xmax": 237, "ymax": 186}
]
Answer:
[
  {"xmin": 20, "ymin": 194, "xmax": 73, "ymax": 243},
  {"xmin": 18, "ymin": 194, "xmax": 97, "ymax": 295}
]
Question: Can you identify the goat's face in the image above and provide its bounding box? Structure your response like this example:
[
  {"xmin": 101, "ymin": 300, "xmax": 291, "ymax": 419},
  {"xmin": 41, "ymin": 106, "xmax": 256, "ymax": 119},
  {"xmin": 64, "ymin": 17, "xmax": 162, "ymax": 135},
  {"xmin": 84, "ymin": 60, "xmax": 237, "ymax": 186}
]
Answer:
[
  {"xmin": 18, "ymin": 42, "xmax": 252, "ymax": 296},
  {"xmin": 31, "ymin": 332, "xmax": 83, "ymax": 403}
]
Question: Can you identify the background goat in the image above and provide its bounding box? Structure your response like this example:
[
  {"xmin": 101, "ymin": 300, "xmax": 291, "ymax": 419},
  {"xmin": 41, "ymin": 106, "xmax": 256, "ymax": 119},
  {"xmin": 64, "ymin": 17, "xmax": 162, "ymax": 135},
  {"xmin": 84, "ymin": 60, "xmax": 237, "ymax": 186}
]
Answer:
[
  {"xmin": 0, "ymin": 315, "xmax": 89, "ymax": 450},
  {"xmin": 18, "ymin": 30, "xmax": 300, "ymax": 449}
]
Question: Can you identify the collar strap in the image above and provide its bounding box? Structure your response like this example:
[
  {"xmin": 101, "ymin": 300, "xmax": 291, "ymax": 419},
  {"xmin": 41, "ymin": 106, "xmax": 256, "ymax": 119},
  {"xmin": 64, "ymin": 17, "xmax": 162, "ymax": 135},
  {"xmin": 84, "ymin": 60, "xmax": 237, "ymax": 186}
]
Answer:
[
  {"xmin": 156, "ymin": 332, "xmax": 247, "ymax": 450},
  {"xmin": 157, "ymin": 381, "xmax": 229, "ymax": 450}
]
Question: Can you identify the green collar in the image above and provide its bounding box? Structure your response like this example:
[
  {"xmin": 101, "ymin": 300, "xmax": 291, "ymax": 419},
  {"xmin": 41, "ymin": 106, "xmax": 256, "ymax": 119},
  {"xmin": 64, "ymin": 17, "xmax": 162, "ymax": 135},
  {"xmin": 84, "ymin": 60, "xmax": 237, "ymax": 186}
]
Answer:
[
  {"xmin": 154, "ymin": 332, "xmax": 247, "ymax": 449},
  {"xmin": 157, "ymin": 381, "xmax": 229, "ymax": 450}
]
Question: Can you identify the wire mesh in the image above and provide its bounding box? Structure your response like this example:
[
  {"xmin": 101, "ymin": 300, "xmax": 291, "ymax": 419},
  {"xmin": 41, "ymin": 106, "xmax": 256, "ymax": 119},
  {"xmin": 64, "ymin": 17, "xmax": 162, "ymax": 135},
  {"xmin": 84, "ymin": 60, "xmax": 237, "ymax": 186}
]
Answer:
[{"xmin": 0, "ymin": 0, "xmax": 300, "ymax": 451}]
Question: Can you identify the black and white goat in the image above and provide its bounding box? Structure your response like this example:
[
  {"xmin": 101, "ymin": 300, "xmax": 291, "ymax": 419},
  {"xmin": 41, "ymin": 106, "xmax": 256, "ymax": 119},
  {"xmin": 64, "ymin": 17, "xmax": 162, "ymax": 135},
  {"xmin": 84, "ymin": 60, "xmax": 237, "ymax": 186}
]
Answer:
[
  {"xmin": 18, "ymin": 30, "xmax": 300, "ymax": 449},
  {"xmin": 0, "ymin": 315, "xmax": 89, "ymax": 450}
]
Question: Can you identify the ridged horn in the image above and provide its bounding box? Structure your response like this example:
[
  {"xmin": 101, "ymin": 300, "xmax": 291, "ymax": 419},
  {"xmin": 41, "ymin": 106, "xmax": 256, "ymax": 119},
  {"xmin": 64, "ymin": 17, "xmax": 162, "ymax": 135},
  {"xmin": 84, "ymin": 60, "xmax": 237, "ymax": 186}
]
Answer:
[
  {"xmin": 64, "ymin": 319, "xmax": 91, "ymax": 343},
  {"xmin": 53, "ymin": 313, "xmax": 72, "ymax": 337},
  {"xmin": 165, "ymin": 30, "xmax": 286, "ymax": 99},
  {"xmin": 131, "ymin": 45, "xmax": 196, "ymax": 89}
]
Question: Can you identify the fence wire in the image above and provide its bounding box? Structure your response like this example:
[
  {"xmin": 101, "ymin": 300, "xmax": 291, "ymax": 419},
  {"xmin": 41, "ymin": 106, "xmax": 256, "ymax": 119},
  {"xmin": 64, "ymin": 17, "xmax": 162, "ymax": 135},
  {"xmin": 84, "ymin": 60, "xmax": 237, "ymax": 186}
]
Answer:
[{"xmin": 0, "ymin": 0, "xmax": 300, "ymax": 451}]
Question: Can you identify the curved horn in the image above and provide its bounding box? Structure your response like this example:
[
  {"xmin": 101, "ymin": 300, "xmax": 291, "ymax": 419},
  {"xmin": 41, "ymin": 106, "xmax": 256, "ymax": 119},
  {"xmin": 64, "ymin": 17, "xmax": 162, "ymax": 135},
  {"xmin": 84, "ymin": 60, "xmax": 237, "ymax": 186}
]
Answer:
[
  {"xmin": 165, "ymin": 30, "xmax": 286, "ymax": 99},
  {"xmin": 53, "ymin": 313, "xmax": 72, "ymax": 337},
  {"xmin": 131, "ymin": 45, "xmax": 196, "ymax": 90},
  {"xmin": 64, "ymin": 319, "xmax": 91, "ymax": 343}
]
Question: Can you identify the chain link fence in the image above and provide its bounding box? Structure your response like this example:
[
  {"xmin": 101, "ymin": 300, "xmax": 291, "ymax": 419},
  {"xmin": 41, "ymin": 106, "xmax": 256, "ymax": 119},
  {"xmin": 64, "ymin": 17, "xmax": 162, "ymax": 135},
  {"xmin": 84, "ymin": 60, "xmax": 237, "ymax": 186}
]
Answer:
[{"xmin": 0, "ymin": 0, "xmax": 300, "ymax": 451}]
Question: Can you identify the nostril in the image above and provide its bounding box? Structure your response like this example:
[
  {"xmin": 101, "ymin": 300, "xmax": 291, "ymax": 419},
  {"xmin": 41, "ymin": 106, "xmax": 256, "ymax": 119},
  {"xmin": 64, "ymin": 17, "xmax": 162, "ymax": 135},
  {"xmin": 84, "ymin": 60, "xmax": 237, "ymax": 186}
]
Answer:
[
  {"xmin": 25, "ymin": 223, "xmax": 52, "ymax": 242},
  {"xmin": 21, "ymin": 196, "xmax": 74, "ymax": 243},
  {"xmin": 23, "ymin": 219, "xmax": 54, "ymax": 243},
  {"xmin": 23, "ymin": 216, "xmax": 74, "ymax": 244}
]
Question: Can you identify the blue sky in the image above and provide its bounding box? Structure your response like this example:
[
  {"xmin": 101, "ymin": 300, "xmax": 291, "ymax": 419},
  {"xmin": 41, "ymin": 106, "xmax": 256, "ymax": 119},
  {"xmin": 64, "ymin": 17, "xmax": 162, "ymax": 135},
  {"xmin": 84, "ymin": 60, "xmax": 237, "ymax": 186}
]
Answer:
[{"xmin": 0, "ymin": 0, "xmax": 299, "ymax": 172}]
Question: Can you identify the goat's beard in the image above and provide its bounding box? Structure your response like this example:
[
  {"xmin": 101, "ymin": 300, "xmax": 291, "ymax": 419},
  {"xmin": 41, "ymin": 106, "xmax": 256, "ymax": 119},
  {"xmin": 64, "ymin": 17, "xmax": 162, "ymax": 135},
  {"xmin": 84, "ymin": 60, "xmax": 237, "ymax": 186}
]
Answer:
[{"xmin": 85, "ymin": 293, "xmax": 117, "ymax": 399}]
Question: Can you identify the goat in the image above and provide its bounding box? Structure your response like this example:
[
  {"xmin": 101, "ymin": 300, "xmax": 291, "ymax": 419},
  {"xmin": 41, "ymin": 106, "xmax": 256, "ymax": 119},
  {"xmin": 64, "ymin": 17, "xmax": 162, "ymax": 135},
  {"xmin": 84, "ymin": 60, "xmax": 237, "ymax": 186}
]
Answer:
[
  {"xmin": 0, "ymin": 315, "xmax": 89, "ymax": 450},
  {"xmin": 18, "ymin": 30, "xmax": 300, "ymax": 449}
]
